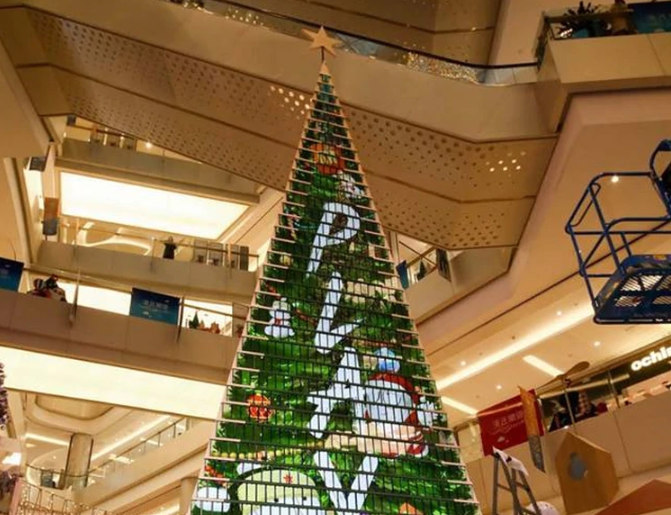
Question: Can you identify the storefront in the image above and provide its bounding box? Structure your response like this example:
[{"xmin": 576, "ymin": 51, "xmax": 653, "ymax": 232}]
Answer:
[{"xmin": 539, "ymin": 338, "xmax": 671, "ymax": 433}]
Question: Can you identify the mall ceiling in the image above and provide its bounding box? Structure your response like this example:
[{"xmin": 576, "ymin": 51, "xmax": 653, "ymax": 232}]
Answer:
[{"xmin": 0, "ymin": 1, "xmax": 557, "ymax": 251}]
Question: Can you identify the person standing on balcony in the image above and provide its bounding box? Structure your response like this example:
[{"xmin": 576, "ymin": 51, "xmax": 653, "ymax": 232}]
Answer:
[
  {"xmin": 610, "ymin": 0, "xmax": 636, "ymax": 35},
  {"xmin": 162, "ymin": 236, "xmax": 177, "ymax": 260}
]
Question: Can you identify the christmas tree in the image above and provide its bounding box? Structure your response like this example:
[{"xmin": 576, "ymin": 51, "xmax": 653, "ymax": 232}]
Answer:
[{"xmin": 192, "ymin": 38, "xmax": 479, "ymax": 515}]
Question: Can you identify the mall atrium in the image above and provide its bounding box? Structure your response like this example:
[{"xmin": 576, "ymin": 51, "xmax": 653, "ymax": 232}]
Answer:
[{"xmin": 0, "ymin": 1, "xmax": 671, "ymax": 515}]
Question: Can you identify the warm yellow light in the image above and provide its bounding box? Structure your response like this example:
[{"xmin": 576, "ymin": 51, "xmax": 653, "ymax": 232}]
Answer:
[
  {"xmin": 2, "ymin": 452, "xmax": 22, "ymax": 466},
  {"xmin": 523, "ymin": 355, "xmax": 563, "ymax": 377},
  {"xmin": 1, "ymin": 347, "xmax": 225, "ymax": 419},
  {"xmin": 436, "ymin": 304, "xmax": 593, "ymax": 389},
  {"xmin": 59, "ymin": 283, "xmax": 131, "ymax": 315},
  {"xmin": 91, "ymin": 415, "xmax": 172, "ymax": 461},
  {"xmin": 60, "ymin": 173, "xmax": 248, "ymax": 239},
  {"xmin": 441, "ymin": 396, "xmax": 478, "ymax": 416},
  {"xmin": 25, "ymin": 433, "xmax": 69, "ymax": 446}
]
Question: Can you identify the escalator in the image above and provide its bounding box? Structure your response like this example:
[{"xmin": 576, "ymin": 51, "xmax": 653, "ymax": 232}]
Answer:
[{"xmin": 0, "ymin": 0, "xmax": 556, "ymax": 250}]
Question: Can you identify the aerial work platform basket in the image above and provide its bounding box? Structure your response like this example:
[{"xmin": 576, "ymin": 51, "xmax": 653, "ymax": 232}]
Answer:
[{"xmin": 566, "ymin": 140, "xmax": 671, "ymax": 324}]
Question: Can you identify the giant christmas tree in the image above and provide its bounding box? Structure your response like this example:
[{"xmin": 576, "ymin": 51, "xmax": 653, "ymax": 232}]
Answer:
[{"xmin": 192, "ymin": 35, "xmax": 479, "ymax": 515}]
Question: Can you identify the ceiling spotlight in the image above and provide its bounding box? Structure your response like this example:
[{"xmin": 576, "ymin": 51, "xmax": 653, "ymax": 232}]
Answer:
[
  {"xmin": 556, "ymin": 310, "xmax": 563, "ymax": 316},
  {"xmin": 594, "ymin": 341, "xmax": 601, "ymax": 347},
  {"xmin": 611, "ymin": 175, "xmax": 619, "ymax": 184},
  {"xmin": 145, "ymin": 141, "xmax": 153, "ymax": 149},
  {"xmin": 496, "ymin": 384, "xmax": 502, "ymax": 391},
  {"xmin": 460, "ymin": 361, "xmax": 467, "ymax": 367}
]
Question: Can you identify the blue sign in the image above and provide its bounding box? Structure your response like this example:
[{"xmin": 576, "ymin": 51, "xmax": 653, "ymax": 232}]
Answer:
[
  {"xmin": 0, "ymin": 257, "xmax": 24, "ymax": 292},
  {"xmin": 631, "ymin": 2, "xmax": 671, "ymax": 34},
  {"xmin": 129, "ymin": 288, "xmax": 180, "ymax": 325},
  {"xmin": 396, "ymin": 260, "xmax": 409, "ymax": 289}
]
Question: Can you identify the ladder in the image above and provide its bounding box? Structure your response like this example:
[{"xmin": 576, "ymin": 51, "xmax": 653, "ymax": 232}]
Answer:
[{"xmin": 492, "ymin": 451, "xmax": 541, "ymax": 515}]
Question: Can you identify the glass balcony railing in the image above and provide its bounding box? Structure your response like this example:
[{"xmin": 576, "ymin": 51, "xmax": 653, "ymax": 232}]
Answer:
[
  {"xmin": 160, "ymin": 0, "xmax": 538, "ymax": 85},
  {"xmin": 397, "ymin": 245, "xmax": 513, "ymax": 297},
  {"xmin": 14, "ymin": 481, "xmax": 115, "ymax": 515},
  {"xmin": 26, "ymin": 418, "xmax": 202, "ymax": 490},
  {"xmin": 24, "ymin": 264, "xmax": 248, "ymax": 337},
  {"xmin": 57, "ymin": 221, "xmax": 260, "ymax": 272}
]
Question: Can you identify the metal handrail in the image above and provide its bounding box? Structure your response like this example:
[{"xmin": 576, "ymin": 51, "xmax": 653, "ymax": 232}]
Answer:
[
  {"xmin": 24, "ymin": 264, "xmax": 248, "ymax": 328},
  {"xmin": 163, "ymin": 0, "xmax": 537, "ymax": 85},
  {"xmin": 58, "ymin": 221, "xmax": 259, "ymax": 270},
  {"xmin": 405, "ymin": 245, "xmax": 438, "ymax": 269},
  {"xmin": 16, "ymin": 481, "xmax": 116, "ymax": 515}
]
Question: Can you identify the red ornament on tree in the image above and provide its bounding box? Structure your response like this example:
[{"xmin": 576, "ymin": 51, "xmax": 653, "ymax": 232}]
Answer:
[
  {"xmin": 314, "ymin": 143, "xmax": 345, "ymax": 175},
  {"xmin": 247, "ymin": 393, "xmax": 273, "ymax": 422}
]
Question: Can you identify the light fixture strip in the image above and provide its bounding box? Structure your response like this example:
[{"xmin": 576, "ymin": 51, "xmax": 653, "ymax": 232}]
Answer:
[
  {"xmin": 441, "ymin": 396, "xmax": 478, "ymax": 416},
  {"xmin": 522, "ymin": 355, "xmax": 563, "ymax": 377},
  {"xmin": 436, "ymin": 304, "xmax": 593, "ymax": 390}
]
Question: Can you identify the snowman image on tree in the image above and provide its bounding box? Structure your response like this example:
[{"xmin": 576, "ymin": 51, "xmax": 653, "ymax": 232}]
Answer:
[
  {"xmin": 237, "ymin": 468, "xmax": 325, "ymax": 515},
  {"xmin": 355, "ymin": 347, "xmax": 437, "ymax": 458},
  {"xmin": 194, "ymin": 464, "xmax": 325, "ymax": 515},
  {"xmin": 264, "ymin": 297, "xmax": 295, "ymax": 338}
]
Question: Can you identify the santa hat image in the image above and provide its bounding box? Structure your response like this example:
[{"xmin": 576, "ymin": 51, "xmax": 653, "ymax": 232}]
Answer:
[{"xmin": 360, "ymin": 368, "xmax": 434, "ymax": 458}]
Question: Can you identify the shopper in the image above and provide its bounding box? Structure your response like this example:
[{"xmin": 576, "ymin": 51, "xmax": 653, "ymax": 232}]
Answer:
[
  {"xmin": 548, "ymin": 399, "xmax": 570, "ymax": 432},
  {"xmin": 610, "ymin": 0, "xmax": 636, "ymax": 35},
  {"xmin": 162, "ymin": 236, "xmax": 177, "ymax": 260}
]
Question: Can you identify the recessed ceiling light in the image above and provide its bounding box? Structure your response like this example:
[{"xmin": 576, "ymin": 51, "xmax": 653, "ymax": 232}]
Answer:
[
  {"xmin": 594, "ymin": 341, "xmax": 601, "ymax": 347},
  {"xmin": 145, "ymin": 141, "xmax": 153, "ymax": 149},
  {"xmin": 556, "ymin": 310, "xmax": 563, "ymax": 316},
  {"xmin": 523, "ymin": 355, "xmax": 563, "ymax": 377},
  {"xmin": 496, "ymin": 384, "xmax": 502, "ymax": 390},
  {"xmin": 460, "ymin": 360, "xmax": 467, "ymax": 367},
  {"xmin": 611, "ymin": 175, "xmax": 619, "ymax": 184},
  {"xmin": 441, "ymin": 396, "xmax": 478, "ymax": 416}
]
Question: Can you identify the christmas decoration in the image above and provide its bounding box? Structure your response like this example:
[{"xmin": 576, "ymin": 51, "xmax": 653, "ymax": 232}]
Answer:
[
  {"xmin": 264, "ymin": 298, "xmax": 295, "ymax": 338},
  {"xmin": 313, "ymin": 143, "xmax": 345, "ymax": 176},
  {"xmin": 246, "ymin": 394, "xmax": 273, "ymax": 423},
  {"xmin": 399, "ymin": 503, "xmax": 423, "ymax": 515},
  {"xmin": 237, "ymin": 469, "xmax": 324, "ymax": 515},
  {"xmin": 192, "ymin": 47, "xmax": 478, "ymax": 515},
  {"xmin": 193, "ymin": 486, "xmax": 230, "ymax": 513}
]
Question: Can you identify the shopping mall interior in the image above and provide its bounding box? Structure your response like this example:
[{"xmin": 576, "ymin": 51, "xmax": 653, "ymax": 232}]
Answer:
[{"xmin": 1, "ymin": 1, "xmax": 671, "ymax": 515}]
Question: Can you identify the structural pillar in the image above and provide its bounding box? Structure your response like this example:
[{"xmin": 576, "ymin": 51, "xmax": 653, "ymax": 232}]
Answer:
[
  {"xmin": 180, "ymin": 477, "xmax": 198, "ymax": 515},
  {"xmin": 63, "ymin": 433, "xmax": 93, "ymax": 490}
]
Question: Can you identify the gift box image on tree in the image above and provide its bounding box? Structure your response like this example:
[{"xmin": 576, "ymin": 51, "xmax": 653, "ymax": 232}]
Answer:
[{"xmin": 192, "ymin": 30, "xmax": 479, "ymax": 515}]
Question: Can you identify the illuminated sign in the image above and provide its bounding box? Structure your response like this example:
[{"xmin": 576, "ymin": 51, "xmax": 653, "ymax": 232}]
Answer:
[
  {"xmin": 191, "ymin": 65, "xmax": 479, "ymax": 515},
  {"xmin": 630, "ymin": 346, "xmax": 671, "ymax": 371}
]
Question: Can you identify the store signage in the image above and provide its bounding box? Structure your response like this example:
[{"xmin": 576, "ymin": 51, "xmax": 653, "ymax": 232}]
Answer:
[
  {"xmin": 129, "ymin": 288, "xmax": 180, "ymax": 325},
  {"xmin": 0, "ymin": 257, "xmax": 24, "ymax": 292},
  {"xmin": 519, "ymin": 387, "xmax": 545, "ymax": 472},
  {"xmin": 478, "ymin": 391, "xmax": 543, "ymax": 457},
  {"xmin": 630, "ymin": 346, "xmax": 671, "ymax": 371}
]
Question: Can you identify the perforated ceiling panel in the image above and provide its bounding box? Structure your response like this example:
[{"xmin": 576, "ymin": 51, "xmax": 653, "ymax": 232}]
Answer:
[{"xmin": 2, "ymin": 7, "xmax": 556, "ymax": 250}]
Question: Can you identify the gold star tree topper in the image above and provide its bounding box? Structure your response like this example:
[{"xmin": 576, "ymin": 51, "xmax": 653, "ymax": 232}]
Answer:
[{"xmin": 302, "ymin": 26, "xmax": 340, "ymax": 58}]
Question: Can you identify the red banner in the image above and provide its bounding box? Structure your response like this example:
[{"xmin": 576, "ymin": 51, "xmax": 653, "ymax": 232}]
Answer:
[{"xmin": 477, "ymin": 390, "xmax": 543, "ymax": 457}]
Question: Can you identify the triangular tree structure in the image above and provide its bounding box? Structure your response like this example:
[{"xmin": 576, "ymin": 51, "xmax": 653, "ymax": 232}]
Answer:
[{"xmin": 192, "ymin": 63, "xmax": 479, "ymax": 515}]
